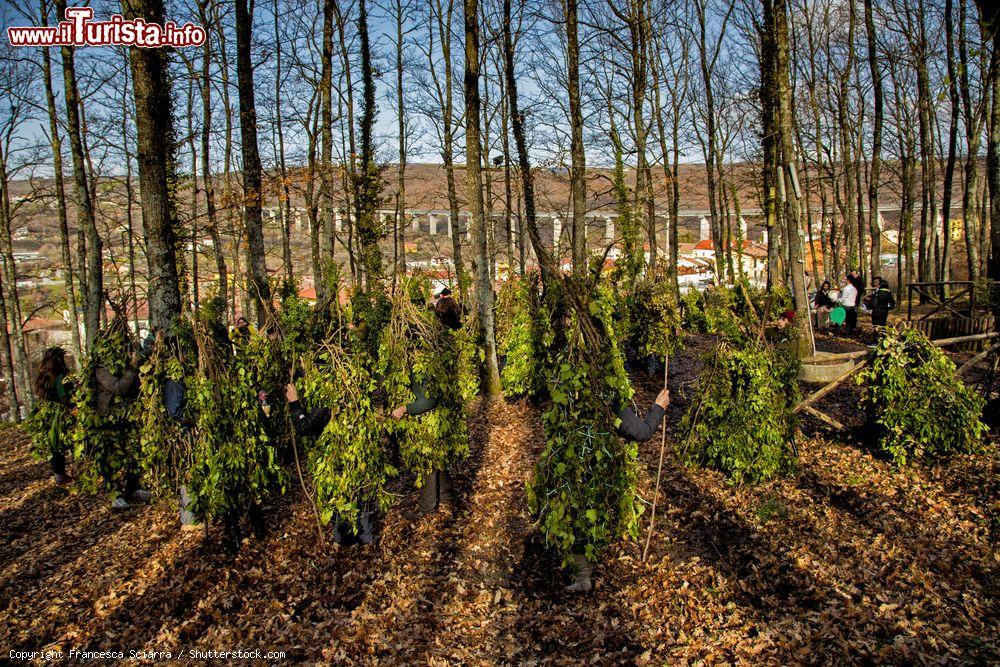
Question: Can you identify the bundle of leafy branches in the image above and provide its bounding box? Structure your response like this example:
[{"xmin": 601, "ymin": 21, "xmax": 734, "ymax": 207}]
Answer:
[
  {"xmin": 499, "ymin": 273, "xmax": 553, "ymax": 400},
  {"xmin": 299, "ymin": 342, "xmax": 396, "ymax": 530},
  {"xmin": 619, "ymin": 278, "xmax": 683, "ymax": 363},
  {"xmin": 67, "ymin": 315, "xmax": 141, "ymax": 494},
  {"xmin": 378, "ymin": 289, "xmax": 472, "ymax": 481},
  {"xmin": 678, "ymin": 337, "xmax": 798, "ymax": 484},
  {"xmin": 856, "ymin": 327, "xmax": 987, "ymax": 466},
  {"xmin": 137, "ymin": 319, "xmax": 197, "ymax": 500},
  {"xmin": 527, "ymin": 279, "xmax": 642, "ymax": 564},
  {"xmin": 349, "ymin": 286, "xmax": 392, "ymax": 362},
  {"xmin": 24, "ymin": 398, "xmax": 73, "ymax": 464},
  {"xmin": 680, "ymin": 287, "xmax": 709, "ymax": 333},
  {"xmin": 187, "ymin": 323, "xmax": 286, "ymax": 522}
]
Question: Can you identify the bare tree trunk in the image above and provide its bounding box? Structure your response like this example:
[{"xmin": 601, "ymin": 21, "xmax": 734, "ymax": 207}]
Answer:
[
  {"xmin": 981, "ymin": 0, "xmax": 1000, "ymax": 284},
  {"xmin": 318, "ymin": 0, "xmax": 335, "ymax": 300},
  {"xmin": 465, "ymin": 0, "xmax": 500, "ymax": 395},
  {"xmin": 566, "ymin": 0, "xmax": 587, "ymax": 273},
  {"xmin": 197, "ymin": 0, "xmax": 227, "ymax": 318},
  {"xmin": 274, "ymin": 0, "xmax": 293, "ymax": 279},
  {"xmin": 0, "ymin": 143, "xmax": 31, "ymax": 415},
  {"xmin": 503, "ymin": 0, "xmax": 551, "ymax": 279},
  {"xmin": 333, "ymin": 0, "xmax": 360, "ymax": 283},
  {"xmin": 123, "ymin": 0, "xmax": 183, "ymax": 334},
  {"xmin": 235, "ymin": 0, "xmax": 271, "ymax": 323},
  {"xmin": 394, "ymin": 0, "xmax": 408, "ymax": 278},
  {"xmin": 864, "ymin": 0, "xmax": 884, "ymax": 281},
  {"xmin": 39, "ymin": 1, "xmax": 83, "ymax": 364},
  {"xmin": 56, "ymin": 0, "xmax": 102, "ymax": 348},
  {"xmin": 186, "ymin": 68, "xmax": 199, "ymax": 312},
  {"xmin": 768, "ymin": 0, "xmax": 811, "ymax": 355}
]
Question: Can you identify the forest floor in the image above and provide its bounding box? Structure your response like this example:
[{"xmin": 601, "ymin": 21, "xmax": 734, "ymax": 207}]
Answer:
[{"xmin": 1, "ymin": 331, "xmax": 998, "ymax": 665}]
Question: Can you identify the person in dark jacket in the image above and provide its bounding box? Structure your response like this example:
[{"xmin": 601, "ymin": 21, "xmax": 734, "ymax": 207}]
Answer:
[
  {"xmin": 285, "ymin": 381, "xmax": 331, "ymax": 438},
  {"xmin": 33, "ymin": 346, "xmax": 75, "ymax": 485},
  {"xmin": 434, "ymin": 288, "xmax": 462, "ymax": 331},
  {"xmin": 94, "ymin": 349, "xmax": 150, "ymax": 509},
  {"xmin": 869, "ymin": 276, "xmax": 896, "ymax": 328},
  {"xmin": 390, "ymin": 374, "xmax": 444, "ymax": 513},
  {"xmin": 813, "ymin": 280, "xmax": 835, "ymax": 330},
  {"xmin": 616, "ymin": 388, "xmax": 671, "ymax": 442}
]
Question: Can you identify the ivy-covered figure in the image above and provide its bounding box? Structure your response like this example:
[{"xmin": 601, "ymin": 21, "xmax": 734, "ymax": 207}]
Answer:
[
  {"xmin": 299, "ymin": 342, "xmax": 393, "ymax": 545},
  {"xmin": 528, "ymin": 282, "xmax": 670, "ymax": 593},
  {"xmin": 138, "ymin": 329, "xmax": 199, "ymax": 527},
  {"xmin": 679, "ymin": 337, "xmax": 798, "ymax": 484},
  {"xmin": 498, "ymin": 274, "xmax": 553, "ymax": 400},
  {"xmin": 25, "ymin": 347, "xmax": 75, "ymax": 486},
  {"xmin": 381, "ymin": 288, "xmax": 475, "ymax": 515},
  {"xmin": 188, "ymin": 323, "xmax": 286, "ymax": 554},
  {"xmin": 68, "ymin": 318, "xmax": 151, "ymax": 510}
]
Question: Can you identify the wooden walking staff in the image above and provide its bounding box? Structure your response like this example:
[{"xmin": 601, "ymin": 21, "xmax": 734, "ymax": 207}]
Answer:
[{"xmin": 642, "ymin": 344, "xmax": 670, "ymax": 564}]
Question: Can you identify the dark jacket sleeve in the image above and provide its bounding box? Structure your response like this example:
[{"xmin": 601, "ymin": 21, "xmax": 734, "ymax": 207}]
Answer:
[
  {"xmin": 616, "ymin": 404, "xmax": 666, "ymax": 442},
  {"xmin": 95, "ymin": 367, "xmax": 137, "ymax": 396},
  {"xmin": 405, "ymin": 375, "xmax": 438, "ymax": 415},
  {"xmin": 164, "ymin": 380, "xmax": 186, "ymax": 422}
]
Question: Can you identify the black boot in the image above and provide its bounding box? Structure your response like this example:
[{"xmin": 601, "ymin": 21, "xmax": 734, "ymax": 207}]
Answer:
[
  {"xmin": 358, "ymin": 510, "xmax": 374, "ymax": 545},
  {"xmin": 248, "ymin": 502, "xmax": 266, "ymax": 541},
  {"xmin": 223, "ymin": 518, "xmax": 242, "ymax": 555},
  {"xmin": 437, "ymin": 469, "xmax": 455, "ymax": 506},
  {"xmin": 418, "ymin": 472, "xmax": 438, "ymax": 514}
]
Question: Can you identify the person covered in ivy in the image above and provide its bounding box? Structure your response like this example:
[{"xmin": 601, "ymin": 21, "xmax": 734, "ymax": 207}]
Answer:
[
  {"xmin": 160, "ymin": 334, "xmax": 200, "ymax": 527},
  {"xmin": 93, "ymin": 342, "xmax": 151, "ymax": 510},
  {"xmin": 384, "ymin": 290, "xmax": 470, "ymax": 515},
  {"xmin": 32, "ymin": 346, "xmax": 75, "ymax": 485},
  {"xmin": 869, "ymin": 276, "xmax": 896, "ymax": 328},
  {"xmin": 389, "ymin": 357, "xmax": 448, "ymax": 514},
  {"xmin": 529, "ymin": 287, "xmax": 662, "ymax": 595}
]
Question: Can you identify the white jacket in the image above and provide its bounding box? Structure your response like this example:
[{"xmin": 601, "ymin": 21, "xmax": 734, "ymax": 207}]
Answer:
[{"xmin": 840, "ymin": 283, "xmax": 858, "ymax": 307}]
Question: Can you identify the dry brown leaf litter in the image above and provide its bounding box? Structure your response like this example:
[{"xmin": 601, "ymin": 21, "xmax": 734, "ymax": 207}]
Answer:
[{"xmin": 0, "ymin": 334, "xmax": 996, "ymax": 665}]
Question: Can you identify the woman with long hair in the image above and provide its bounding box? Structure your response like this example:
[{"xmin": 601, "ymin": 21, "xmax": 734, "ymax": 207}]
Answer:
[{"xmin": 33, "ymin": 346, "xmax": 74, "ymax": 485}]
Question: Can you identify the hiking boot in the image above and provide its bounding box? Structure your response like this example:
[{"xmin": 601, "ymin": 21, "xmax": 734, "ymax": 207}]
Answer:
[
  {"xmin": 358, "ymin": 511, "xmax": 374, "ymax": 545},
  {"xmin": 437, "ymin": 470, "xmax": 455, "ymax": 506},
  {"xmin": 248, "ymin": 507, "xmax": 267, "ymax": 541},
  {"xmin": 418, "ymin": 472, "xmax": 438, "ymax": 514},
  {"xmin": 130, "ymin": 489, "xmax": 153, "ymax": 502},
  {"xmin": 111, "ymin": 497, "xmax": 131, "ymax": 511},
  {"xmin": 223, "ymin": 521, "xmax": 242, "ymax": 555},
  {"xmin": 565, "ymin": 554, "xmax": 593, "ymax": 594}
]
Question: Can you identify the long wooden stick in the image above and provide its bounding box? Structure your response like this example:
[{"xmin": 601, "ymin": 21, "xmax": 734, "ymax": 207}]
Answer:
[
  {"xmin": 957, "ymin": 342, "xmax": 1000, "ymax": 377},
  {"xmin": 642, "ymin": 348, "xmax": 670, "ymax": 564},
  {"xmin": 799, "ymin": 331, "xmax": 999, "ymax": 365},
  {"xmin": 793, "ymin": 359, "xmax": 869, "ymax": 413}
]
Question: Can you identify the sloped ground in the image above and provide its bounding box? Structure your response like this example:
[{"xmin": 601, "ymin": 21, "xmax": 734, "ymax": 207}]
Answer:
[{"xmin": 1, "ymin": 335, "xmax": 997, "ymax": 665}]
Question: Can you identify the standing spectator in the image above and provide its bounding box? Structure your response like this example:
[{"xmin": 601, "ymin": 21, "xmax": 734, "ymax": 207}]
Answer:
[
  {"xmin": 870, "ymin": 277, "xmax": 896, "ymax": 328},
  {"xmin": 839, "ymin": 275, "xmax": 859, "ymax": 336},
  {"xmin": 813, "ymin": 280, "xmax": 835, "ymax": 330},
  {"xmin": 434, "ymin": 288, "xmax": 462, "ymax": 331}
]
